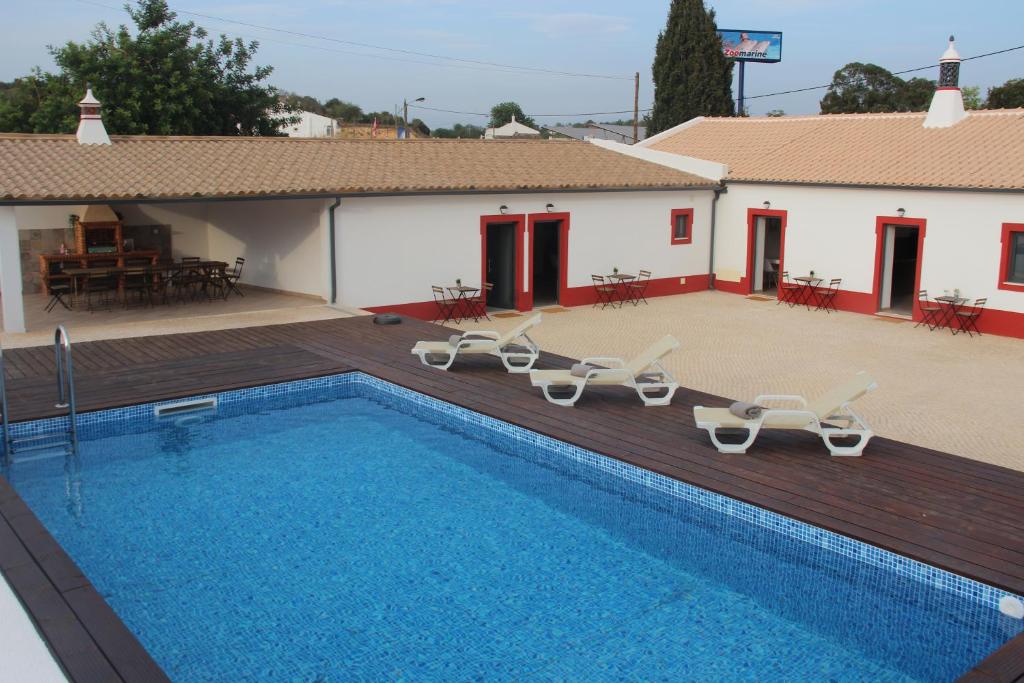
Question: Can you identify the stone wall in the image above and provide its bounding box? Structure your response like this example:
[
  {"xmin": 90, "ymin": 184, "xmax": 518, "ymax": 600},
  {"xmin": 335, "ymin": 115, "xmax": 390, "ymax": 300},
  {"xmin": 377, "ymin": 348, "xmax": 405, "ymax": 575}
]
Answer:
[{"xmin": 19, "ymin": 228, "xmax": 74, "ymax": 294}]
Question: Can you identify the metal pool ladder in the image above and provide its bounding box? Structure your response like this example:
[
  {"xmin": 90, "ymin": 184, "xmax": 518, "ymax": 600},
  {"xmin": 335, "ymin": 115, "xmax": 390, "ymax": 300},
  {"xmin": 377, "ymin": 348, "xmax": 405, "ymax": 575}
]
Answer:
[{"xmin": 0, "ymin": 326, "xmax": 78, "ymax": 465}]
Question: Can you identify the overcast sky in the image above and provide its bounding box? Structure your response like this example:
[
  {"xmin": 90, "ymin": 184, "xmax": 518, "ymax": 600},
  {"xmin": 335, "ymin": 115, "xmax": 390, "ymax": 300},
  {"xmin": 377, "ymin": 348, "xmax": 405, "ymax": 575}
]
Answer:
[{"xmin": 2, "ymin": 0, "xmax": 1022, "ymax": 127}]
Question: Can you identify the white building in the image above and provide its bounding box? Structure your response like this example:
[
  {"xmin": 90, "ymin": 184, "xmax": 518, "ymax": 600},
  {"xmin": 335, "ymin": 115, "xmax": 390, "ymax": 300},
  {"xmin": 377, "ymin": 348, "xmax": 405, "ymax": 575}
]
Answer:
[
  {"xmin": 484, "ymin": 116, "xmax": 541, "ymax": 139},
  {"xmin": 629, "ymin": 38, "xmax": 1024, "ymax": 338},
  {"xmin": 278, "ymin": 110, "xmax": 338, "ymax": 138},
  {"xmin": 0, "ymin": 94, "xmax": 716, "ymax": 333}
]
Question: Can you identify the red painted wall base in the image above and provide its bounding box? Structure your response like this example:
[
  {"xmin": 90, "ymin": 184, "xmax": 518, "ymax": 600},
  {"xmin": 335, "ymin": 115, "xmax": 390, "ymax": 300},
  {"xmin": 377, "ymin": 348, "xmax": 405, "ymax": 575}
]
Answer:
[{"xmin": 364, "ymin": 274, "xmax": 712, "ymax": 321}]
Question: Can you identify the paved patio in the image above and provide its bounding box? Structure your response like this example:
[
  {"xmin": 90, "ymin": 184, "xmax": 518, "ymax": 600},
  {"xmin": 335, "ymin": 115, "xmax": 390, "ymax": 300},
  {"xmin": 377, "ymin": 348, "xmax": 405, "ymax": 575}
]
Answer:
[
  {"xmin": 1, "ymin": 287, "xmax": 353, "ymax": 349},
  {"xmin": 457, "ymin": 291, "xmax": 1024, "ymax": 471}
]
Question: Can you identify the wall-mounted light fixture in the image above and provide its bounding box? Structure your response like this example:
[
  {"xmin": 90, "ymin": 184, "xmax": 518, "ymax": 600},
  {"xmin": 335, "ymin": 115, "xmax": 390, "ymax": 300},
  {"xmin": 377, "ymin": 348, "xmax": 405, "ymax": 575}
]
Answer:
[
  {"xmin": 499, "ymin": 205, "xmax": 509, "ymax": 215},
  {"xmin": 763, "ymin": 201, "xmax": 771, "ymax": 210},
  {"xmin": 897, "ymin": 207, "xmax": 906, "ymax": 217},
  {"xmin": 545, "ymin": 203, "xmax": 555, "ymax": 212}
]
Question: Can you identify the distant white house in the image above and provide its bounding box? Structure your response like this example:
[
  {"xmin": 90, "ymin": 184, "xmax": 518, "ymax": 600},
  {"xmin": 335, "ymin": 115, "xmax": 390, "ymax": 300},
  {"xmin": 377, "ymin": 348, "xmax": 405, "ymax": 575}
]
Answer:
[
  {"xmin": 484, "ymin": 116, "xmax": 541, "ymax": 139},
  {"xmin": 549, "ymin": 124, "xmax": 647, "ymax": 144},
  {"xmin": 278, "ymin": 110, "xmax": 338, "ymax": 138}
]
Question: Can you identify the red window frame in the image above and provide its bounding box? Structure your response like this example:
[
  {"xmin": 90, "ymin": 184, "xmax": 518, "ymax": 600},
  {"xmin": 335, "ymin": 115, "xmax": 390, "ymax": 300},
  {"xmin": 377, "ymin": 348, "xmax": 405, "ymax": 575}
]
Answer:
[
  {"xmin": 998, "ymin": 223, "xmax": 1024, "ymax": 293},
  {"xmin": 670, "ymin": 208, "xmax": 693, "ymax": 245}
]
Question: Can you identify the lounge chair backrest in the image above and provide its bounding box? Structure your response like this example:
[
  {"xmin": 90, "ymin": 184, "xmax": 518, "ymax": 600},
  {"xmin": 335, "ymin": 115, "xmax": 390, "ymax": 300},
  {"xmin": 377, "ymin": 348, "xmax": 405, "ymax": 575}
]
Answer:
[
  {"xmin": 808, "ymin": 371, "xmax": 877, "ymax": 419},
  {"xmin": 497, "ymin": 314, "xmax": 542, "ymax": 346},
  {"xmin": 625, "ymin": 335, "xmax": 680, "ymax": 375}
]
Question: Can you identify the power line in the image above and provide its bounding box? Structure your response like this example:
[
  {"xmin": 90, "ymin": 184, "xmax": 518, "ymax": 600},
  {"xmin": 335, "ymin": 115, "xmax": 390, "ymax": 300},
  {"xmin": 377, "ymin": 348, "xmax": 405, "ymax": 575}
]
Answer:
[
  {"xmin": 744, "ymin": 43, "xmax": 1024, "ymax": 101},
  {"xmin": 67, "ymin": 0, "xmax": 632, "ymax": 80},
  {"xmin": 411, "ymin": 103, "xmax": 651, "ymax": 118}
]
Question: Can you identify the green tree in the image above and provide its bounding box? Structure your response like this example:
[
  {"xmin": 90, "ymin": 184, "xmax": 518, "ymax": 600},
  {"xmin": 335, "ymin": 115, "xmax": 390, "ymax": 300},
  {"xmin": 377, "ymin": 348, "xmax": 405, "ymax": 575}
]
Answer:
[
  {"xmin": 647, "ymin": 0, "xmax": 734, "ymax": 135},
  {"xmin": 766, "ymin": 109, "xmax": 785, "ymax": 117},
  {"xmin": 432, "ymin": 122, "xmax": 485, "ymax": 139},
  {"xmin": 986, "ymin": 79, "xmax": 1024, "ymax": 109},
  {"xmin": 323, "ymin": 98, "xmax": 363, "ymax": 122},
  {"xmin": 489, "ymin": 101, "xmax": 535, "ymax": 129},
  {"xmin": 900, "ymin": 77, "xmax": 936, "ymax": 111},
  {"xmin": 819, "ymin": 63, "xmax": 906, "ymax": 113},
  {"xmin": 961, "ymin": 85, "xmax": 982, "ymax": 110},
  {"xmin": 0, "ymin": 0, "xmax": 290, "ymax": 135}
]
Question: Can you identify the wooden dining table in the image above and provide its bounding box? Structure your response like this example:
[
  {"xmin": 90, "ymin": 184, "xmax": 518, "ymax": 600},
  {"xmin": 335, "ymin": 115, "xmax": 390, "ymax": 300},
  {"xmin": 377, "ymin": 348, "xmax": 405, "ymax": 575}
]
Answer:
[{"xmin": 62, "ymin": 260, "xmax": 228, "ymax": 300}]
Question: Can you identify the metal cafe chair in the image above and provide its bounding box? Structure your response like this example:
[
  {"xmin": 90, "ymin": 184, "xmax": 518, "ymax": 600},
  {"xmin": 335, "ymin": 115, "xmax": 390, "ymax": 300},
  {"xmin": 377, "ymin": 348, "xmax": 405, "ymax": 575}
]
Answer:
[
  {"xmin": 777, "ymin": 271, "xmax": 801, "ymax": 307},
  {"xmin": 626, "ymin": 269, "xmax": 652, "ymax": 306},
  {"xmin": 220, "ymin": 257, "xmax": 246, "ymax": 299},
  {"xmin": 914, "ymin": 290, "xmax": 943, "ymax": 330},
  {"xmin": 431, "ymin": 285, "xmax": 459, "ymax": 324},
  {"xmin": 465, "ymin": 283, "xmax": 492, "ymax": 323},
  {"xmin": 952, "ymin": 298, "xmax": 987, "ymax": 337},
  {"xmin": 84, "ymin": 268, "xmax": 118, "ymax": 312},
  {"xmin": 45, "ymin": 281, "xmax": 73, "ymax": 313},
  {"xmin": 591, "ymin": 275, "xmax": 618, "ymax": 309},
  {"xmin": 814, "ymin": 278, "xmax": 842, "ymax": 313}
]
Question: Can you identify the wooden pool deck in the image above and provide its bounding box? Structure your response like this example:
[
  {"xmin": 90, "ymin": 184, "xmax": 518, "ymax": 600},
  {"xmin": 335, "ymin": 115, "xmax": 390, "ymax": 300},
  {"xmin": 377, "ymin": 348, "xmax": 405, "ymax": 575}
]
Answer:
[{"xmin": 1, "ymin": 315, "xmax": 1022, "ymax": 682}]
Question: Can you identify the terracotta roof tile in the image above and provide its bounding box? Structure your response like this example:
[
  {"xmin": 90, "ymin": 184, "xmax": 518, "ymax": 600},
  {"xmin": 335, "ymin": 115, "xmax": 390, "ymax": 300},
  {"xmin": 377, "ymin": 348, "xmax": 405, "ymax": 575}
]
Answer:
[
  {"xmin": 645, "ymin": 109, "xmax": 1024, "ymax": 190},
  {"xmin": 0, "ymin": 135, "xmax": 715, "ymax": 202}
]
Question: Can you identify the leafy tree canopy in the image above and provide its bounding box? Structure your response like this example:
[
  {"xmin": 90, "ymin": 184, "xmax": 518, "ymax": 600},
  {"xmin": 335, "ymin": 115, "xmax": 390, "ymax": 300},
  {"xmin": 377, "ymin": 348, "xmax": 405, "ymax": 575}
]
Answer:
[
  {"xmin": 489, "ymin": 101, "xmax": 536, "ymax": 129},
  {"xmin": 647, "ymin": 0, "xmax": 734, "ymax": 135},
  {"xmin": 766, "ymin": 109, "xmax": 785, "ymax": 117},
  {"xmin": 432, "ymin": 122, "xmax": 485, "ymax": 139},
  {"xmin": 819, "ymin": 63, "xmax": 940, "ymax": 114},
  {"xmin": 961, "ymin": 85, "xmax": 982, "ymax": 110},
  {"xmin": 986, "ymin": 78, "xmax": 1024, "ymax": 109},
  {"xmin": 0, "ymin": 0, "xmax": 290, "ymax": 135}
]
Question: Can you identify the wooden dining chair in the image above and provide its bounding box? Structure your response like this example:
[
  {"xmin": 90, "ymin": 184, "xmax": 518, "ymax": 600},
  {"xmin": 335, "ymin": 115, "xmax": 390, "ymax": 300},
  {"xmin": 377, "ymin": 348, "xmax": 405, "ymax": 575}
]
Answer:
[
  {"xmin": 914, "ymin": 290, "xmax": 943, "ymax": 330},
  {"xmin": 952, "ymin": 298, "xmax": 986, "ymax": 337},
  {"xmin": 591, "ymin": 275, "xmax": 618, "ymax": 309}
]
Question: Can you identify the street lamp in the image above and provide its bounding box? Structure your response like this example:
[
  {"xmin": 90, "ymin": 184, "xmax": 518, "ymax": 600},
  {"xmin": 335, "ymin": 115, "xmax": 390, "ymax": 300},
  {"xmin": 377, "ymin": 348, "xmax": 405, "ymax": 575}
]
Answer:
[{"xmin": 403, "ymin": 97, "xmax": 425, "ymax": 138}]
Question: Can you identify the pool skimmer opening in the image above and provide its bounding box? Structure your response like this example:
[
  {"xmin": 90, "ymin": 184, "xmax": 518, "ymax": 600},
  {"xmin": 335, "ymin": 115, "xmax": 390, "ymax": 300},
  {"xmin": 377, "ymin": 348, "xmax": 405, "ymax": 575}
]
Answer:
[{"xmin": 154, "ymin": 397, "xmax": 218, "ymax": 419}]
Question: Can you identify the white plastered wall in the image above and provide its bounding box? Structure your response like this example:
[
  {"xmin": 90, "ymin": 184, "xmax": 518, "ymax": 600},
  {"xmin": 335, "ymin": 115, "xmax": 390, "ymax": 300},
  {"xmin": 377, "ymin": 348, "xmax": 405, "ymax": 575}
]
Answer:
[
  {"xmin": 206, "ymin": 198, "xmax": 329, "ymax": 299},
  {"xmin": 714, "ymin": 183, "xmax": 1024, "ymax": 313},
  {"xmin": 334, "ymin": 190, "xmax": 714, "ymax": 309}
]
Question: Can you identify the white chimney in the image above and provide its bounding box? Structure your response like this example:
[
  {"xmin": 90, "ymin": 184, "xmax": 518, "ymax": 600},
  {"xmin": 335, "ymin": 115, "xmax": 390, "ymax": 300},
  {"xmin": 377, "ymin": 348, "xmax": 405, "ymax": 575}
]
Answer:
[
  {"xmin": 923, "ymin": 36, "xmax": 967, "ymax": 129},
  {"xmin": 76, "ymin": 85, "xmax": 111, "ymax": 145}
]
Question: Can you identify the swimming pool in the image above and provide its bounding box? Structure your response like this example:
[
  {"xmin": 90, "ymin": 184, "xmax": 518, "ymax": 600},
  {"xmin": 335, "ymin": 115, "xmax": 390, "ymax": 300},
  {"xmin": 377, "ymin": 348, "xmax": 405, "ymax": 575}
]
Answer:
[{"xmin": 5, "ymin": 372, "xmax": 1021, "ymax": 681}]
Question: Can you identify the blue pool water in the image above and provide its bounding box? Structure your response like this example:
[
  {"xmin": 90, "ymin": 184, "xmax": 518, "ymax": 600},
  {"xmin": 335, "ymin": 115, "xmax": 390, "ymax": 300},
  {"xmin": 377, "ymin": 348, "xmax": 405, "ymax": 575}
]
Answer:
[{"xmin": 6, "ymin": 376, "xmax": 1021, "ymax": 681}]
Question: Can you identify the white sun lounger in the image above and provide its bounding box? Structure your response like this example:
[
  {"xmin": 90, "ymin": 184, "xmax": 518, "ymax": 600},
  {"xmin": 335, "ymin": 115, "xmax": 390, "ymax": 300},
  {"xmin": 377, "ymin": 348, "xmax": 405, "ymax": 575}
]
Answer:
[
  {"xmin": 411, "ymin": 314, "xmax": 542, "ymax": 373},
  {"xmin": 529, "ymin": 335, "xmax": 680, "ymax": 407},
  {"xmin": 693, "ymin": 371, "xmax": 878, "ymax": 457}
]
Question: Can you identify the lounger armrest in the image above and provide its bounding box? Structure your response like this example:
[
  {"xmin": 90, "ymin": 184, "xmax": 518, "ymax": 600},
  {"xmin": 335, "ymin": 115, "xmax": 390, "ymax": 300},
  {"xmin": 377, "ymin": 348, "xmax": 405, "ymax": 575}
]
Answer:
[
  {"xmin": 754, "ymin": 394, "xmax": 808, "ymax": 408},
  {"xmin": 581, "ymin": 356, "xmax": 626, "ymax": 368},
  {"xmin": 760, "ymin": 408, "xmax": 818, "ymax": 425},
  {"xmin": 461, "ymin": 331, "xmax": 500, "ymax": 341}
]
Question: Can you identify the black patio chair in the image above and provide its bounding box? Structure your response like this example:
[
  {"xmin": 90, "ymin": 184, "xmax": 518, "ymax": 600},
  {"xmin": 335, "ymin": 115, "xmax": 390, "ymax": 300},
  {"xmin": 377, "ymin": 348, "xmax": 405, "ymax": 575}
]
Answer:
[
  {"xmin": 431, "ymin": 286, "xmax": 459, "ymax": 324},
  {"xmin": 953, "ymin": 298, "xmax": 986, "ymax": 337},
  {"xmin": 45, "ymin": 281, "xmax": 73, "ymax": 313},
  {"xmin": 814, "ymin": 278, "xmax": 841, "ymax": 313},
  {"xmin": 914, "ymin": 290, "xmax": 943, "ymax": 330},
  {"xmin": 626, "ymin": 269, "xmax": 652, "ymax": 306},
  {"xmin": 591, "ymin": 275, "xmax": 618, "ymax": 309},
  {"xmin": 777, "ymin": 271, "xmax": 801, "ymax": 307},
  {"xmin": 465, "ymin": 283, "xmax": 491, "ymax": 322},
  {"xmin": 220, "ymin": 257, "xmax": 246, "ymax": 299}
]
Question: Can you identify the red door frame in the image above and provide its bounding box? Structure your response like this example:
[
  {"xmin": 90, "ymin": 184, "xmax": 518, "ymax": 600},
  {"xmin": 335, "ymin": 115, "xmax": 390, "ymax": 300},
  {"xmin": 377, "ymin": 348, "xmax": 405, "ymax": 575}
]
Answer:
[
  {"xmin": 525, "ymin": 212, "xmax": 570, "ymax": 310},
  {"xmin": 872, "ymin": 216, "xmax": 927, "ymax": 318},
  {"xmin": 480, "ymin": 214, "xmax": 527, "ymax": 311},
  {"xmin": 745, "ymin": 208, "xmax": 788, "ymax": 296}
]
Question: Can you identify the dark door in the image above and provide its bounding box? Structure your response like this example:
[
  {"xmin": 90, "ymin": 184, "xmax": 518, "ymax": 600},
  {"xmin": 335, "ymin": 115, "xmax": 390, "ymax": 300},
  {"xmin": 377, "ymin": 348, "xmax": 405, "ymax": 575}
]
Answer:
[
  {"xmin": 532, "ymin": 220, "xmax": 561, "ymax": 306},
  {"xmin": 486, "ymin": 223, "xmax": 516, "ymax": 309}
]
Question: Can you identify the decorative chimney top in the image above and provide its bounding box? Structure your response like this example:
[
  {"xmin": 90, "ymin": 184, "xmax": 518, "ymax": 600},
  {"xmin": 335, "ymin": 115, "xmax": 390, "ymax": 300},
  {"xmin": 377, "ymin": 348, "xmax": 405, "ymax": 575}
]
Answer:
[
  {"xmin": 76, "ymin": 85, "xmax": 111, "ymax": 145},
  {"xmin": 924, "ymin": 36, "xmax": 967, "ymax": 129}
]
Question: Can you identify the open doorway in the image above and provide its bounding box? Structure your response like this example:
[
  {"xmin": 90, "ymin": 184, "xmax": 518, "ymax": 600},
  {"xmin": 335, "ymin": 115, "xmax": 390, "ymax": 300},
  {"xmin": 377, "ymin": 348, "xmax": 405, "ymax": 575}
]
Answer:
[
  {"xmin": 877, "ymin": 224, "xmax": 920, "ymax": 316},
  {"xmin": 485, "ymin": 222, "xmax": 517, "ymax": 310},
  {"xmin": 531, "ymin": 220, "xmax": 561, "ymax": 307},
  {"xmin": 749, "ymin": 212, "xmax": 784, "ymax": 295}
]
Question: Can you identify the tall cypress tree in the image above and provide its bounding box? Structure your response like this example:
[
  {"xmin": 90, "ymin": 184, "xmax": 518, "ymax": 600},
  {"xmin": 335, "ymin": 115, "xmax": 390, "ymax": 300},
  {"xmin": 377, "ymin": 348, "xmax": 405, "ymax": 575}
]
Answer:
[{"xmin": 648, "ymin": 0, "xmax": 735, "ymax": 135}]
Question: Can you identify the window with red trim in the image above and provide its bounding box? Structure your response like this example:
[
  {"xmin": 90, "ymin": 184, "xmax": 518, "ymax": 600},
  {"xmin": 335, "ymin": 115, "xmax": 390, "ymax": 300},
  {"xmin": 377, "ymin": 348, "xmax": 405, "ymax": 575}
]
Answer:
[
  {"xmin": 999, "ymin": 223, "xmax": 1024, "ymax": 292},
  {"xmin": 670, "ymin": 208, "xmax": 693, "ymax": 245}
]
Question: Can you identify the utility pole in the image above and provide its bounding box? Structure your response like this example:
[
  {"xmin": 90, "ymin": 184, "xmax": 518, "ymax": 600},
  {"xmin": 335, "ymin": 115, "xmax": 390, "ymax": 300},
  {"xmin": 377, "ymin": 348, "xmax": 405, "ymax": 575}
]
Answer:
[
  {"xmin": 403, "ymin": 99, "xmax": 409, "ymax": 139},
  {"xmin": 632, "ymin": 72, "xmax": 640, "ymax": 144}
]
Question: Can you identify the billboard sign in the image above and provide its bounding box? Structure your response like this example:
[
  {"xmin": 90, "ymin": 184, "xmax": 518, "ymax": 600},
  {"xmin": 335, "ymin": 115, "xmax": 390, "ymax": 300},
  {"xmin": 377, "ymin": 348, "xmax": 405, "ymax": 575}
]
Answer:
[{"xmin": 717, "ymin": 29, "xmax": 782, "ymax": 63}]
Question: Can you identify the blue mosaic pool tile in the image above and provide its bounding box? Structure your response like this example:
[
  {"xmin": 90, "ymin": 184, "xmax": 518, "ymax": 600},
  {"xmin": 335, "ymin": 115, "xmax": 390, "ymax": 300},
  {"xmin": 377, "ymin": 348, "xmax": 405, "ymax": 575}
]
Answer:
[{"xmin": 8, "ymin": 370, "xmax": 1021, "ymax": 620}]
